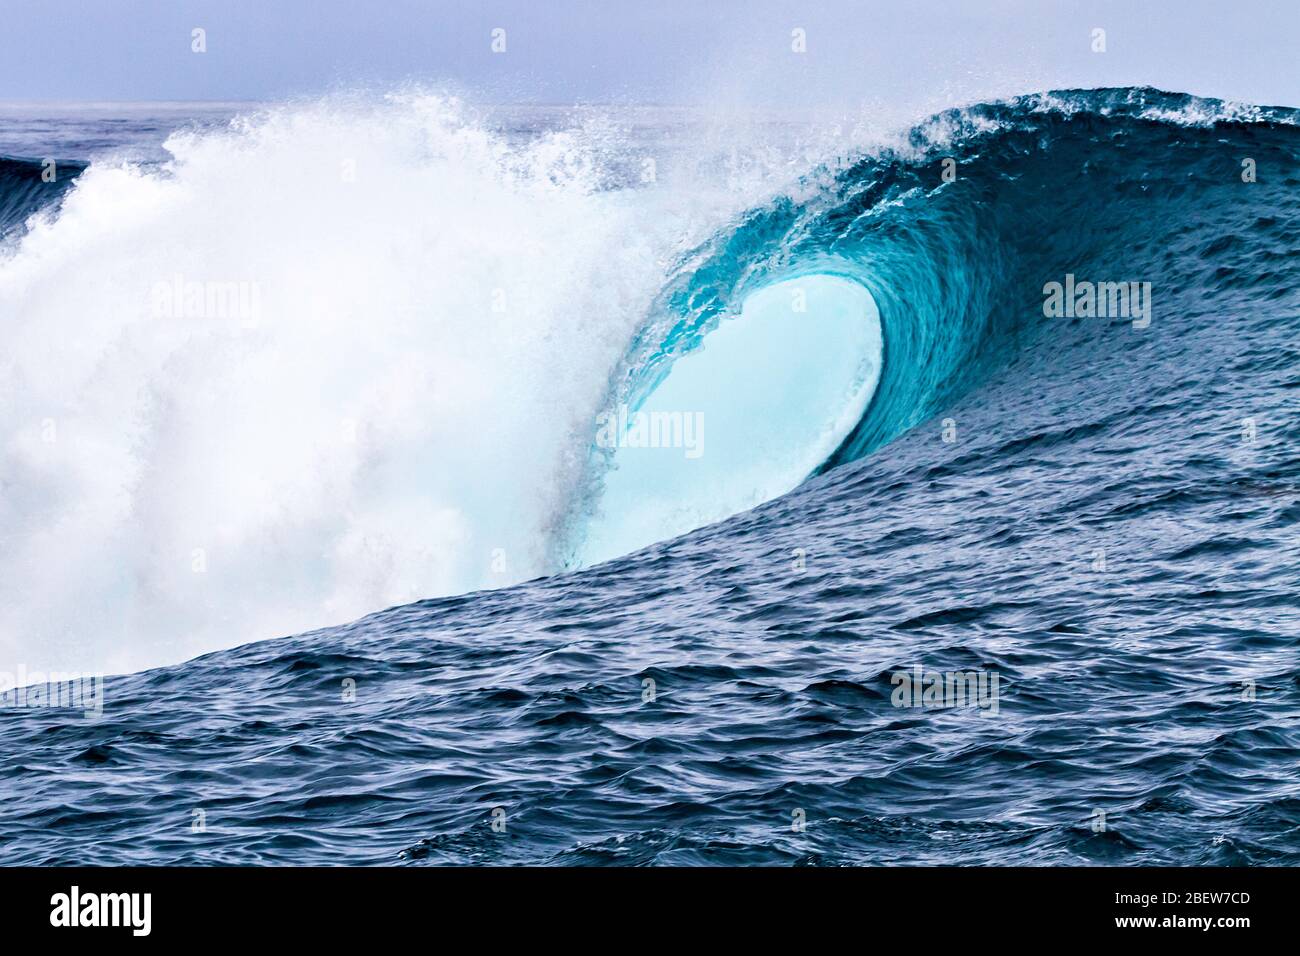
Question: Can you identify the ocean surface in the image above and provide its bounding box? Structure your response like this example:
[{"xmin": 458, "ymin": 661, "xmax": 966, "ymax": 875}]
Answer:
[{"xmin": 0, "ymin": 89, "xmax": 1297, "ymax": 865}]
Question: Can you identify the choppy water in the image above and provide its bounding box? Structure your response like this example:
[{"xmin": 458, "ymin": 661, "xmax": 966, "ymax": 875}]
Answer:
[{"xmin": 1, "ymin": 89, "xmax": 1298, "ymax": 865}]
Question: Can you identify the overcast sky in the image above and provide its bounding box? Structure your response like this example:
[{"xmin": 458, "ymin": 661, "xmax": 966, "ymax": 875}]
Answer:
[{"xmin": 2, "ymin": 1, "xmax": 1296, "ymax": 110}]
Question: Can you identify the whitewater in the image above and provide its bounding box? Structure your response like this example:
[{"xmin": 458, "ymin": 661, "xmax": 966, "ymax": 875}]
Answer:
[{"xmin": 1, "ymin": 94, "xmax": 857, "ymax": 675}]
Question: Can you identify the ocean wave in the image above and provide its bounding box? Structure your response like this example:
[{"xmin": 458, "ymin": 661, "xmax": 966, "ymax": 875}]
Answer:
[{"xmin": 0, "ymin": 85, "xmax": 1297, "ymax": 685}]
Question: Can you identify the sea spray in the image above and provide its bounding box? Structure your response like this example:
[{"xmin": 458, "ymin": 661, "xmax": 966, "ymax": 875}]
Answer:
[{"xmin": 0, "ymin": 94, "xmax": 676, "ymax": 673}]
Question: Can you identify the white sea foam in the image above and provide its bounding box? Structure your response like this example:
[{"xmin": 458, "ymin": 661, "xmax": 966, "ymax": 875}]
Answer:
[{"xmin": 0, "ymin": 95, "xmax": 657, "ymax": 673}]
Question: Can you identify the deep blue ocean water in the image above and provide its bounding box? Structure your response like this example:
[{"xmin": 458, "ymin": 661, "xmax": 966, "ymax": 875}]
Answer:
[{"xmin": 1, "ymin": 89, "xmax": 1297, "ymax": 865}]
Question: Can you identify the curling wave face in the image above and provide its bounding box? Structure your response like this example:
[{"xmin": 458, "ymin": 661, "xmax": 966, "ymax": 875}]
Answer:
[{"xmin": 0, "ymin": 88, "xmax": 1298, "ymax": 865}]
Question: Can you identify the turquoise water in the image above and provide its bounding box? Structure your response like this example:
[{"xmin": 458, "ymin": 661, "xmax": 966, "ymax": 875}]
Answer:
[{"xmin": 581, "ymin": 274, "xmax": 881, "ymax": 563}]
